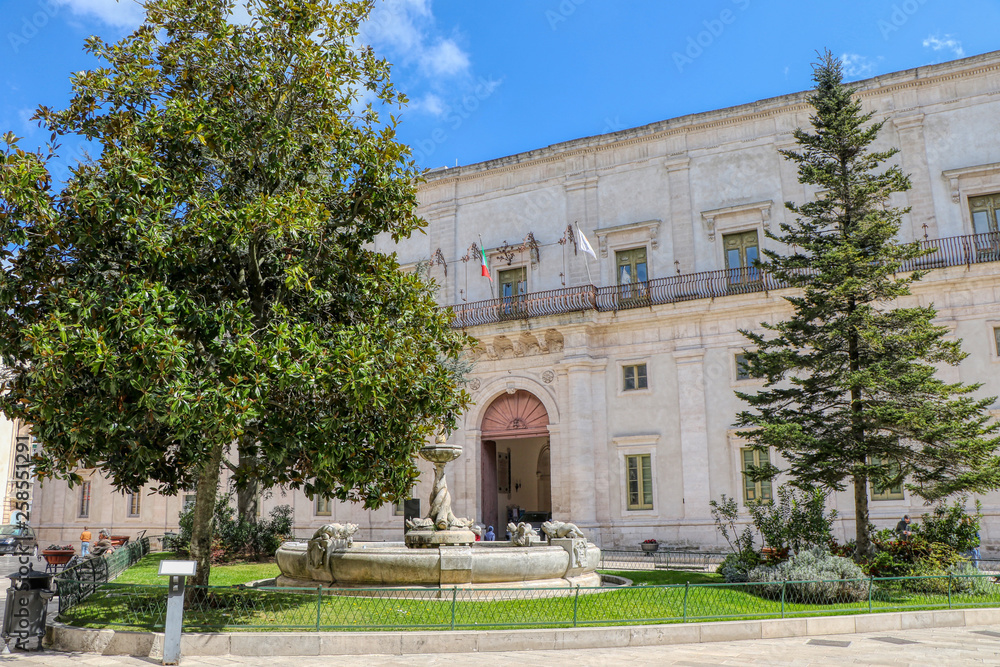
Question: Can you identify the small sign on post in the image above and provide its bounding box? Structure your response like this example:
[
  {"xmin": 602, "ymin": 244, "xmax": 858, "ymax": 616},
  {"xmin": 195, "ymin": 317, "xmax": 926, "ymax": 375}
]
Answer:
[{"xmin": 157, "ymin": 560, "xmax": 197, "ymax": 665}]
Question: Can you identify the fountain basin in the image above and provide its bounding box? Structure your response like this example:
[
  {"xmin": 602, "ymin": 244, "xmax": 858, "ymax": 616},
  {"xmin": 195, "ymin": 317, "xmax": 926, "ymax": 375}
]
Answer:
[{"xmin": 275, "ymin": 540, "xmax": 601, "ymax": 592}]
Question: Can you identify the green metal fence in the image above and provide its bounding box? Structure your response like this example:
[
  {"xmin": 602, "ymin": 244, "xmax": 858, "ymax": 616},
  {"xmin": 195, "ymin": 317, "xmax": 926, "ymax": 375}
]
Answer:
[
  {"xmin": 55, "ymin": 572, "xmax": 1000, "ymax": 633},
  {"xmin": 54, "ymin": 536, "xmax": 151, "ymax": 613}
]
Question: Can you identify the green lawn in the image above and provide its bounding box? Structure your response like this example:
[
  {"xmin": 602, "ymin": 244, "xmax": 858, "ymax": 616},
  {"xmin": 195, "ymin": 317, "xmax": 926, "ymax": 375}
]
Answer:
[
  {"xmin": 113, "ymin": 552, "xmax": 279, "ymax": 586},
  {"xmin": 58, "ymin": 556, "xmax": 1000, "ymax": 632}
]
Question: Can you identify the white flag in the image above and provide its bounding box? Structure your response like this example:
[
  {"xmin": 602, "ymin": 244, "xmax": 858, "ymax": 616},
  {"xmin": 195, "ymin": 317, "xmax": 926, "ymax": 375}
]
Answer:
[{"xmin": 577, "ymin": 226, "xmax": 597, "ymax": 259}]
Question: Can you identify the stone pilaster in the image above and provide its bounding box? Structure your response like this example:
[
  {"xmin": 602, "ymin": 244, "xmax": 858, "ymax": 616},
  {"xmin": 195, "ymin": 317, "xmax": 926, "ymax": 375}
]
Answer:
[
  {"xmin": 564, "ymin": 173, "xmax": 600, "ymax": 285},
  {"xmin": 664, "ymin": 156, "xmax": 695, "ymax": 273},
  {"xmin": 674, "ymin": 348, "xmax": 711, "ymax": 517},
  {"xmin": 893, "ymin": 114, "xmax": 938, "ymax": 240}
]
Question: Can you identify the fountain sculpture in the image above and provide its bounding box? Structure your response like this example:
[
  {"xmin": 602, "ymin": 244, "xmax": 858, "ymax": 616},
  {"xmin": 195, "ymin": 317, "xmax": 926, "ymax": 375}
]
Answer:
[{"xmin": 275, "ymin": 435, "xmax": 601, "ymax": 591}]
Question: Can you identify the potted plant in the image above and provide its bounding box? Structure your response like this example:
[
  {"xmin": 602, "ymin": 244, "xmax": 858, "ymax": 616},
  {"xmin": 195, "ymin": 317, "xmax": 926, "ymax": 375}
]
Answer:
[
  {"xmin": 640, "ymin": 538, "xmax": 659, "ymax": 554},
  {"xmin": 41, "ymin": 544, "xmax": 75, "ymax": 567}
]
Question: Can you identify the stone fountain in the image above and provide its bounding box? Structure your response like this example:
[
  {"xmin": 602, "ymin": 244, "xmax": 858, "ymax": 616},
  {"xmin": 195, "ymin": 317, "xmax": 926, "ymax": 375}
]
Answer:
[{"xmin": 275, "ymin": 435, "xmax": 601, "ymax": 592}]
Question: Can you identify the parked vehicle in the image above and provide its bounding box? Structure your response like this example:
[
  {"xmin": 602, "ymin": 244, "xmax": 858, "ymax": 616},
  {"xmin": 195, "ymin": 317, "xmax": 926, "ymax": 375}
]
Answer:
[{"xmin": 0, "ymin": 523, "xmax": 38, "ymax": 557}]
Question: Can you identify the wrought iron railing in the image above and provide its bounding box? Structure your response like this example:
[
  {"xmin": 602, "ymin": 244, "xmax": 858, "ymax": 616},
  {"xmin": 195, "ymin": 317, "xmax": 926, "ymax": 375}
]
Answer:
[{"xmin": 445, "ymin": 231, "xmax": 1000, "ymax": 327}]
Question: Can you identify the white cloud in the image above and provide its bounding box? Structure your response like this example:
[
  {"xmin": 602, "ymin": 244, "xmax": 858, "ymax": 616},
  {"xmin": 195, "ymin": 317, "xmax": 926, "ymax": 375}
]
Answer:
[
  {"xmin": 420, "ymin": 39, "xmax": 469, "ymax": 77},
  {"xmin": 840, "ymin": 53, "xmax": 879, "ymax": 79},
  {"xmin": 361, "ymin": 0, "xmax": 470, "ymax": 79},
  {"xmin": 416, "ymin": 93, "xmax": 445, "ymax": 116},
  {"xmin": 51, "ymin": 0, "xmax": 146, "ymax": 29},
  {"xmin": 923, "ymin": 34, "xmax": 965, "ymax": 58}
]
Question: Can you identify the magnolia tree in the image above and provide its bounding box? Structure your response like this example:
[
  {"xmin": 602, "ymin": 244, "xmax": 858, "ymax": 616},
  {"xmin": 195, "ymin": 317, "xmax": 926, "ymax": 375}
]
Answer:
[{"xmin": 0, "ymin": 0, "xmax": 469, "ymax": 585}]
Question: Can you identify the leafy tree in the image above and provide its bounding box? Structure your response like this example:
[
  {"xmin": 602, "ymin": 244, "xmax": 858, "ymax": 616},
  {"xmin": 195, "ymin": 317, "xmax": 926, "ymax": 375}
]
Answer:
[
  {"xmin": 0, "ymin": 0, "xmax": 469, "ymax": 586},
  {"xmin": 735, "ymin": 51, "xmax": 1000, "ymax": 560}
]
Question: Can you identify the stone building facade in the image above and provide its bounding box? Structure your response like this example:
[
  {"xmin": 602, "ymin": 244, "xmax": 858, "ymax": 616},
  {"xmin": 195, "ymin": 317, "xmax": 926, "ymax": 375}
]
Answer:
[{"xmin": 20, "ymin": 50, "xmax": 1000, "ymax": 548}]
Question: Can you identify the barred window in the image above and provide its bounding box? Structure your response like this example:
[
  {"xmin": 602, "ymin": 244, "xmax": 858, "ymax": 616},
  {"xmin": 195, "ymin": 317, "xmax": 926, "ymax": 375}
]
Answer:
[{"xmin": 78, "ymin": 481, "xmax": 91, "ymax": 518}]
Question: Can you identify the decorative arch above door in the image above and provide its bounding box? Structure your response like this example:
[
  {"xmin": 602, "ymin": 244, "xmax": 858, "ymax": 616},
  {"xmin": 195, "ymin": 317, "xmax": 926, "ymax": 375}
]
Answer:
[{"xmin": 480, "ymin": 390, "xmax": 550, "ymax": 440}]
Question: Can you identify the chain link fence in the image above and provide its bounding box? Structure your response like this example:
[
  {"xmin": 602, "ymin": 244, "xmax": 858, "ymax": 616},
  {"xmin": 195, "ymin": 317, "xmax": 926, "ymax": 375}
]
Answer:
[{"xmin": 54, "ymin": 572, "xmax": 1000, "ymax": 632}]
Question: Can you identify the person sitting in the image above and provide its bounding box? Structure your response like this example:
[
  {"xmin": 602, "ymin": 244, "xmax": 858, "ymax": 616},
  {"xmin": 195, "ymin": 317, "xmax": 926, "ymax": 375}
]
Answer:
[
  {"xmin": 484, "ymin": 525, "xmax": 496, "ymax": 541},
  {"xmin": 90, "ymin": 530, "xmax": 115, "ymax": 557}
]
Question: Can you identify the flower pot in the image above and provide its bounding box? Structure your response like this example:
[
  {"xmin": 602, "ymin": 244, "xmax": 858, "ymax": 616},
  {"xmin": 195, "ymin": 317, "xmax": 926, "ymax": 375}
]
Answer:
[
  {"xmin": 42, "ymin": 549, "xmax": 74, "ymax": 566},
  {"xmin": 640, "ymin": 543, "xmax": 658, "ymax": 555}
]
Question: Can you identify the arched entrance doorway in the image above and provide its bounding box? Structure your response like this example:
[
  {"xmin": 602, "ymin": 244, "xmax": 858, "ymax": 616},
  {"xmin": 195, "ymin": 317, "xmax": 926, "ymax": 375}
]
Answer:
[{"xmin": 480, "ymin": 390, "xmax": 551, "ymax": 535}]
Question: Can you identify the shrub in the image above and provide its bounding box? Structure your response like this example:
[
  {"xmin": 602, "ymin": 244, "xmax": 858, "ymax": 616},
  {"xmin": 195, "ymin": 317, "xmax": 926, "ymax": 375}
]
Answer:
[
  {"xmin": 175, "ymin": 492, "xmax": 292, "ymax": 562},
  {"xmin": 913, "ymin": 497, "xmax": 982, "ymax": 552},
  {"xmin": 719, "ymin": 551, "xmax": 762, "ymax": 584},
  {"xmin": 747, "ymin": 486, "xmax": 838, "ymax": 556},
  {"xmin": 949, "ymin": 563, "xmax": 998, "ymax": 596},
  {"xmin": 747, "ymin": 548, "xmax": 870, "ymax": 603}
]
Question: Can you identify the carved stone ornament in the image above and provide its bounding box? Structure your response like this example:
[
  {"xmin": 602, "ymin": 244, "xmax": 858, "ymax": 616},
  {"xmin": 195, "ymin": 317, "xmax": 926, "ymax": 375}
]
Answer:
[
  {"xmin": 541, "ymin": 369, "xmax": 555, "ymax": 384},
  {"xmin": 506, "ymin": 521, "xmax": 540, "ymax": 547},
  {"xmin": 469, "ymin": 378, "xmax": 481, "ymax": 391},
  {"xmin": 541, "ymin": 520, "xmax": 586, "ymax": 540},
  {"xmin": 306, "ymin": 523, "xmax": 359, "ymax": 571}
]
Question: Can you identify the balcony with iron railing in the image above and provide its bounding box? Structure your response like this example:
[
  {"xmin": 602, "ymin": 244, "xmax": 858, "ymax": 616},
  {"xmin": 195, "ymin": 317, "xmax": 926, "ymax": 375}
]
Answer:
[{"xmin": 445, "ymin": 231, "xmax": 1000, "ymax": 328}]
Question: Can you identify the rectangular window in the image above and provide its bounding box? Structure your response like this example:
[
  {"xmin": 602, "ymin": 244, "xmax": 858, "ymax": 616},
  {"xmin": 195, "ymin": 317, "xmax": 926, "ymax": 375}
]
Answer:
[
  {"xmin": 498, "ymin": 267, "xmax": 528, "ymax": 318},
  {"xmin": 735, "ymin": 353, "xmax": 751, "ymax": 381},
  {"xmin": 182, "ymin": 493, "xmax": 197, "ymax": 513},
  {"xmin": 625, "ymin": 454, "xmax": 654, "ymax": 510},
  {"xmin": 994, "ymin": 327, "xmax": 1000, "ymax": 357},
  {"xmin": 616, "ymin": 247, "xmax": 649, "ymax": 301},
  {"xmin": 78, "ymin": 481, "xmax": 91, "ymax": 518},
  {"xmin": 315, "ymin": 496, "xmax": 332, "ymax": 516},
  {"xmin": 622, "ymin": 363, "xmax": 648, "ymax": 391},
  {"xmin": 871, "ymin": 457, "xmax": 904, "ymax": 501},
  {"xmin": 741, "ymin": 448, "xmax": 773, "ymax": 503},
  {"xmin": 127, "ymin": 491, "xmax": 141, "ymax": 517},
  {"xmin": 970, "ymin": 194, "xmax": 1000, "ymax": 234},
  {"xmin": 723, "ymin": 230, "xmax": 760, "ymax": 285}
]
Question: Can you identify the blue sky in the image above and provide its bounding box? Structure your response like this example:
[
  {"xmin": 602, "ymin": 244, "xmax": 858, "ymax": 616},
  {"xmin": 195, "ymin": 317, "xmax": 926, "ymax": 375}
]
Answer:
[{"xmin": 1, "ymin": 0, "xmax": 998, "ymax": 179}]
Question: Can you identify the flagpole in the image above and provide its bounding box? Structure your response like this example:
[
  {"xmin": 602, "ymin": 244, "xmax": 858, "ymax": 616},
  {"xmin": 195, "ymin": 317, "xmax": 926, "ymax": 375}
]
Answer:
[
  {"xmin": 478, "ymin": 234, "xmax": 495, "ymax": 299},
  {"xmin": 575, "ymin": 222, "xmax": 594, "ymax": 285}
]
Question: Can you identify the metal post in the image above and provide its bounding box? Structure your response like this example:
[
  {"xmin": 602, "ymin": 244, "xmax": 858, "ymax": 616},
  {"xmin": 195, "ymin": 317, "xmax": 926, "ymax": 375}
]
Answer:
[
  {"xmin": 316, "ymin": 586, "xmax": 322, "ymax": 631},
  {"xmin": 450, "ymin": 587, "xmax": 457, "ymax": 630},
  {"xmin": 572, "ymin": 587, "xmax": 580, "ymax": 627},
  {"xmin": 948, "ymin": 574, "xmax": 953, "ymax": 609},
  {"xmin": 682, "ymin": 581, "xmax": 689, "ymax": 622},
  {"xmin": 868, "ymin": 576, "xmax": 873, "ymax": 613},
  {"xmin": 781, "ymin": 580, "xmax": 786, "ymax": 619},
  {"xmin": 162, "ymin": 575, "xmax": 185, "ymax": 666}
]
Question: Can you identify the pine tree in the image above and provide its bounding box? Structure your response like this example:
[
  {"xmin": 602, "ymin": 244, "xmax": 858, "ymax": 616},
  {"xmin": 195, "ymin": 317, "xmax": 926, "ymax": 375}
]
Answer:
[{"xmin": 736, "ymin": 51, "xmax": 1000, "ymax": 559}]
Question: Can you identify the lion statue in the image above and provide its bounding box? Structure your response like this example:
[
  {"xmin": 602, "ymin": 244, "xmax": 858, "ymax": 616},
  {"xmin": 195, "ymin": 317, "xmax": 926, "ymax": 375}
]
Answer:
[
  {"xmin": 541, "ymin": 520, "xmax": 585, "ymax": 540},
  {"xmin": 506, "ymin": 521, "xmax": 539, "ymax": 547}
]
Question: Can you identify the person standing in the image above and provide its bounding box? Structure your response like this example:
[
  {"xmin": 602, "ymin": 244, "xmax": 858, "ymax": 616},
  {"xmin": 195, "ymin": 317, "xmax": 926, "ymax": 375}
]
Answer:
[
  {"xmin": 80, "ymin": 526, "xmax": 92, "ymax": 557},
  {"xmin": 895, "ymin": 515, "xmax": 912, "ymax": 540}
]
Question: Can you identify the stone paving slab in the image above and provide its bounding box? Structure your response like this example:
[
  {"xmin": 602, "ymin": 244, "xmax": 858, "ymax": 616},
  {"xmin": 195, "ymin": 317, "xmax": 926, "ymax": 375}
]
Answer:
[{"xmin": 0, "ymin": 625, "xmax": 999, "ymax": 665}]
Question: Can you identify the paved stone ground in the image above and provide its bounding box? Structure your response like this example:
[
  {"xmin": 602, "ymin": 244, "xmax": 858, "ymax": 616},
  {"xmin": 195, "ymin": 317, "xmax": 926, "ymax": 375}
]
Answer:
[{"xmin": 0, "ymin": 625, "xmax": 997, "ymax": 665}]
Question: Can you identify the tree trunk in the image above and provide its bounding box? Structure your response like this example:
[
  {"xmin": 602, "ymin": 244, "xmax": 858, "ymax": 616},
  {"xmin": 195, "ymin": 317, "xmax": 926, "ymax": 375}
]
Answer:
[
  {"xmin": 190, "ymin": 441, "xmax": 225, "ymax": 588},
  {"xmin": 853, "ymin": 472, "xmax": 873, "ymax": 561},
  {"xmin": 235, "ymin": 451, "xmax": 261, "ymax": 523}
]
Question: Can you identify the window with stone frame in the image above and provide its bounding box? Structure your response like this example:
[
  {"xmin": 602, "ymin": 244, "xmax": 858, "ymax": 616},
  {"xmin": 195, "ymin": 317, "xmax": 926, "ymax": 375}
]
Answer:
[
  {"xmin": 741, "ymin": 447, "xmax": 772, "ymax": 504},
  {"xmin": 625, "ymin": 453, "xmax": 654, "ymax": 510},
  {"xmin": 970, "ymin": 193, "xmax": 1000, "ymax": 234},
  {"xmin": 870, "ymin": 457, "xmax": 904, "ymax": 501},
  {"xmin": 127, "ymin": 491, "xmax": 141, "ymax": 517},
  {"xmin": 735, "ymin": 353, "xmax": 751, "ymax": 381},
  {"xmin": 615, "ymin": 247, "xmax": 648, "ymax": 301},
  {"xmin": 315, "ymin": 496, "xmax": 332, "ymax": 516},
  {"xmin": 78, "ymin": 481, "xmax": 91, "ymax": 518},
  {"xmin": 994, "ymin": 326, "xmax": 1000, "ymax": 357},
  {"xmin": 622, "ymin": 363, "xmax": 648, "ymax": 391}
]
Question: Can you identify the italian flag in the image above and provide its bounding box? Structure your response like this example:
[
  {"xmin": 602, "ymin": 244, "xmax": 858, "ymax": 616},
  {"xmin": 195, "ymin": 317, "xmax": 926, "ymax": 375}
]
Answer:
[{"xmin": 480, "ymin": 244, "xmax": 492, "ymax": 282}]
